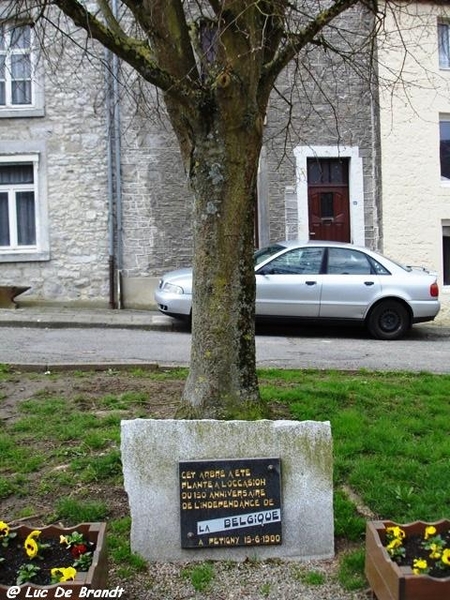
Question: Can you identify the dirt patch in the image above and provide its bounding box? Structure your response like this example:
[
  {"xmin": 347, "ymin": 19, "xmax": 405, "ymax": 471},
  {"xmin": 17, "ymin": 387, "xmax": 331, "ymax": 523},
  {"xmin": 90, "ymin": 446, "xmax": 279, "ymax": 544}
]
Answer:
[
  {"xmin": 0, "ymin": 368, "xmax": 182, "ymax": 423},
  {"xmin": 0, "ymin": 367, "xmax": 184, "ymax": 525}
]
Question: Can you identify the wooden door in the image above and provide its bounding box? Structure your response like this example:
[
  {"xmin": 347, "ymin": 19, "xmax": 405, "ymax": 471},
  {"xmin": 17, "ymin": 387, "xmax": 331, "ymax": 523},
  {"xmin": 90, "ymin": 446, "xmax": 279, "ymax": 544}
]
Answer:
[{"xmin": 307, "ymin": 158, "xmax": 350, "ymax": 242}]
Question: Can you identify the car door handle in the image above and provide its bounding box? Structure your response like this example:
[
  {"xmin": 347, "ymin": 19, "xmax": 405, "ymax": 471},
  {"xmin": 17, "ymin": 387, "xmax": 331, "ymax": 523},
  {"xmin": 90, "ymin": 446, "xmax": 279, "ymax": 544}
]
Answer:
[
  {"xmin": 364, "ymin": 281, "xmax": 375, "ymax": 286},
  {"xmin": 305, "ymin": 281, "xmax": 317, "ymax": 286}
]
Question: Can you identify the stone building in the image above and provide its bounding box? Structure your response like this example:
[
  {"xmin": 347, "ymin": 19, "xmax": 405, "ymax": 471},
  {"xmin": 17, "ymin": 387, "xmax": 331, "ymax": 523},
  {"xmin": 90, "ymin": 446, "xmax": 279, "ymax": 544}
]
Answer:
[{"xmin": 4, "ymin": 3, "xmax": 439, "ymax": 315}]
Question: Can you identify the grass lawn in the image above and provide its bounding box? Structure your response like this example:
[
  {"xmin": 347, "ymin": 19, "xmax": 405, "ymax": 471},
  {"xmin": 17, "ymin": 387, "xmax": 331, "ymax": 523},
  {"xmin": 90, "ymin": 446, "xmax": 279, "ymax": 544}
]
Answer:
[{"xmin": 1, "ymin": 364, "xmax": 449, "ymax": 591}]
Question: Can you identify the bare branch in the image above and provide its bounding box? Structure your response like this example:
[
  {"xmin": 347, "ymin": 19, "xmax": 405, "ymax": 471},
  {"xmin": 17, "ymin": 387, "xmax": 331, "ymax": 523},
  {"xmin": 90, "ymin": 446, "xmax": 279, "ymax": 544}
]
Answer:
[
  {"xmin": 49, "ymin": 0, "xmax": 200, "ymax": 102},
  {"xmin": 96, "ymin": 0, "xmax": 122, "ymax": 36},
  {"xmin": 262, "ymin": 0, "xmax": 360, "ymax": 86}
]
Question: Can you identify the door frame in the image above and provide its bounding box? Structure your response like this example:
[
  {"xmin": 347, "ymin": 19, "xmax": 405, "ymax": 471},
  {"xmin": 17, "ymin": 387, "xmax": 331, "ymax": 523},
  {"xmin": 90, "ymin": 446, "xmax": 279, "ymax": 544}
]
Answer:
[{"xmin": 293, "ymin": 145, "xmax": 365, "ymax": 245}]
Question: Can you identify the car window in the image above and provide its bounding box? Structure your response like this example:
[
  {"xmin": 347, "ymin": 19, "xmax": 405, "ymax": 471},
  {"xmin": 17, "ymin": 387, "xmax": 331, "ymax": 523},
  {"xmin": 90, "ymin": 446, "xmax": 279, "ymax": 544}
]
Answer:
[
  {"xmin": 262, "ymin": 247, "xmax": 324, "ymax": 275},
  {"xmin": 368, "ymin": 256, "xmax": 391, "ymax": 275},
  {"xmin": 254, "ymin": 244, "xmax": 286, "ymax": 266},
  {"xmin": 326, "ymin": 248, "xmax": 373, "ymax": 274}
]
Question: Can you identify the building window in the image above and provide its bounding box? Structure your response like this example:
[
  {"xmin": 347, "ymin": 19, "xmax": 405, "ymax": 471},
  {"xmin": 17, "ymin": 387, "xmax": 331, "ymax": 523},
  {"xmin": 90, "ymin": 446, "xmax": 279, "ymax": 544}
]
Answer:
[
  {"xmin": 307, "ymin": 158, "xmax": 349, "ymax": 185},
  {"xmin": 439, "ymin": 118, "xmax": 450, "ymax": 180},
  {"xmin": 0, "ymin": 23, "xmax": 43, "ymax": 117},
  {"xmin": 0, "ymin": 162, "xmax": 36, "ymax": 249},
  {"xmin": 0, "ymin": 153, "xmax": 49, "ymax": 262},
  {"xmin": 443, "ymin": 224, "xmax": 450, "ymax": 286},
  {"xmin": 0, "ymin": 24, "xmax": 33, "ymax": 107},
  {"xmin": 439, "ymin": 21, "xmax": 450, "ymax": 69}
]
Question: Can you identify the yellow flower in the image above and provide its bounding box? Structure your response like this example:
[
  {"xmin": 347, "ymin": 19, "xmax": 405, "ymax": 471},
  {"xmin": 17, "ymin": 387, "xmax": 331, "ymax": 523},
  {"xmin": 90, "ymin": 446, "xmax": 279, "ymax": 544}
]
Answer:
[
  {"xmin": 0, "ymin": 521, "xmax": 9, "ymax": 537},
  {"xmin": 442, "ymin": 549, "xmax": 450, "ymax": 566},
  {"xmin": 24, "ymin": 530, "xmax": 42, "ymax": 558},
  {"xmin": 51, "ymin": 567, "xmax": 77, "ymax": 582},
  {"xmin": 28, "ymin": 530, "xmax": 41, "ymax": 540},
  {"xmin": 429, "ymin": 543, "xmax": 442, "ymax": 559},
  {"xmin": 386, "ymin": 526, "xmax": 405, "ymax": 540},
  {"xmin": 412, "ymin": 558, "xmax": 428, "ymax": 575},
  {"xmin": 387, "ymin": 537, "xmax": 403, "ymax": 550},
  {"xmin": 424, "ymin": 526, "xmax": 437, "ymax": 540},
  {"xmin": 25, "ymin": 537, "xmax": 39, "ymax": 558},
  {"xmin": 60, "ymin": 535, "xmax": 69, "ymax": 546}
]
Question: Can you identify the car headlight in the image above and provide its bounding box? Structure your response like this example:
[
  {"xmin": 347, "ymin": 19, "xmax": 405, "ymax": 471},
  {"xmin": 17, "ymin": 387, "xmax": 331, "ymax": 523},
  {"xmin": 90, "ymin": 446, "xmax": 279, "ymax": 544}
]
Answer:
[{"xmin": 163, "ymin": 282, "xmax": 184, "ymax": 294}]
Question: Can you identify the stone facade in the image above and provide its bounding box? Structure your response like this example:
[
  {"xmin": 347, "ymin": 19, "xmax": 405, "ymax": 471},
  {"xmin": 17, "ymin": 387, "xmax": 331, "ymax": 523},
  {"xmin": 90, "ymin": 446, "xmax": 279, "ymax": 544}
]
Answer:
[
  {"xmin": 0, "ymin": 29, "xmax": 111, "ymax": 305},
  {"xmin": 263, "ymin": 6, "xmax": 380, "ymax": 251},
  {"xmin": 1, "ymin": 5, "xmax": 380, "ymax": 309}
]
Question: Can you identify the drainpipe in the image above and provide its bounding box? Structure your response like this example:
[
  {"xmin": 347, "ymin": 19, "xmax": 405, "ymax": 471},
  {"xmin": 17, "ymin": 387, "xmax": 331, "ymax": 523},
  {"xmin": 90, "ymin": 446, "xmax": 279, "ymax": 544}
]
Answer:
[
  {"xmin": 105, "ymin": 0, "xmax": 123, "ymax": 309},
  {"xmin": 105, "ymin": 48, "xmax": 116, "ymax": 309},
  {"xmin": 112, "ymin": 37, "xmax": 123, "ymax": 308}
]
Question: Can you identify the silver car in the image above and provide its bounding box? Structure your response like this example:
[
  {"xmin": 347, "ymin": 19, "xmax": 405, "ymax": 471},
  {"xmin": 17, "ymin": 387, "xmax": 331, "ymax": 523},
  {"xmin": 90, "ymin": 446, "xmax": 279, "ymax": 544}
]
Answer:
[{"xmin": 155, "ymin": 241, "xmax": 440, "ymax": 340}]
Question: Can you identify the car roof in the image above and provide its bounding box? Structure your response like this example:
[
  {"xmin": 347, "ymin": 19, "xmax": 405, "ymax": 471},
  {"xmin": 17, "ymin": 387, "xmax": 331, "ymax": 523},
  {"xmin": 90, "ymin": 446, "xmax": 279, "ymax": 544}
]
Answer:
[{"xmin": 277, "ymin": 240, "xmax": 366, "ymax": 251}]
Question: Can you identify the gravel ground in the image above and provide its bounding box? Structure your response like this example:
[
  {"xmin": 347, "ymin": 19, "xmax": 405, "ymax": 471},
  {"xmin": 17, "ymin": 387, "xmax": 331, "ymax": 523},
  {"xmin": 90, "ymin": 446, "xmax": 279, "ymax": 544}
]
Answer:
[{"xmin": 109, "ymin": 557, "xmax": 373, "ymax": 599}]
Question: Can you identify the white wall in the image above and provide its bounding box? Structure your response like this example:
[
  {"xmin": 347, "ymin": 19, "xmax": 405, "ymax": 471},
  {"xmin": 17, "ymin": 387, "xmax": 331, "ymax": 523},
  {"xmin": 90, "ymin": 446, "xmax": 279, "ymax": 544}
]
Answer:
[{"xmin": 378, "ymin": 1, "xmax": 450, "ymax": 321}]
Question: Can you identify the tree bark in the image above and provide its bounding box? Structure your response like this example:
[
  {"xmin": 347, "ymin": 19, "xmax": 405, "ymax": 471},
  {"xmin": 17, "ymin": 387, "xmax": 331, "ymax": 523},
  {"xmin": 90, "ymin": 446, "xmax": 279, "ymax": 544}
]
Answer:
[{"xmin": 174, "ymin": 98, "xmax": 265, "ymax": 418}]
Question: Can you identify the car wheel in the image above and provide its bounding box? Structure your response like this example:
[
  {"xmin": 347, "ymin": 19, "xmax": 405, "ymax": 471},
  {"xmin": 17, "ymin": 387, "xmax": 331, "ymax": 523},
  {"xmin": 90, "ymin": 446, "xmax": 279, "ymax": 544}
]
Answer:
[{"xmin": 367, "ymin": 300, "xmax": 410, "ymax": 340}]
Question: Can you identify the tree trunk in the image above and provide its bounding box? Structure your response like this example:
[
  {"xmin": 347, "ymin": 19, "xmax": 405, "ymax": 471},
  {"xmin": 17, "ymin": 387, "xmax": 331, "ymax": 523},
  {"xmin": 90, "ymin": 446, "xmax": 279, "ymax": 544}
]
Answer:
[{"xmin": 176, "ymin": 110, "xmax": 265, "ymax": 419}]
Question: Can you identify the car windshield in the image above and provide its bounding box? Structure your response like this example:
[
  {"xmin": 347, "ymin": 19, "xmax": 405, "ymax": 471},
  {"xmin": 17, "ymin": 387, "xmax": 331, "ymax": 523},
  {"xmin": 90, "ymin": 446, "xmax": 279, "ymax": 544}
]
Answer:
[{"xmin": 254, "ymin": 244, "xmax": 286, "ymax": 266}]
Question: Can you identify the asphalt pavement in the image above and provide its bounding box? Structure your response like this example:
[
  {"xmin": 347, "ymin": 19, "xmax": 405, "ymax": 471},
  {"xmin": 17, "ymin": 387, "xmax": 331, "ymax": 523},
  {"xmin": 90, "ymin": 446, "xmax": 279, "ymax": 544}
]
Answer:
[{"xmin": 1, "ymin": 305, "xmax": 449, "ymax": 373}]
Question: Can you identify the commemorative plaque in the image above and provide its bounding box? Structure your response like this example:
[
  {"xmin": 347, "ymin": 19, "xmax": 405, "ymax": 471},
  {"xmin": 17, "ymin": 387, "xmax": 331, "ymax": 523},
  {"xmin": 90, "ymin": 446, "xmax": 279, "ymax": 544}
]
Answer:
[{"xmin": 179, "ymin": 458, "xmax": 282, "ymax": 549}]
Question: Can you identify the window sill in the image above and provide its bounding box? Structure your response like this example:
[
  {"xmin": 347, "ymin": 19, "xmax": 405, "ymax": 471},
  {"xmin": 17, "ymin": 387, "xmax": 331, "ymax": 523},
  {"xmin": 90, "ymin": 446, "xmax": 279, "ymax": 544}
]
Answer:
[
  {"xmin": 0, "ymin": 251, "xmax": 50, "ymax": 263},
  {"xmin": 0, "ymin": 107, "xmax": 45, "ymax": 118}
]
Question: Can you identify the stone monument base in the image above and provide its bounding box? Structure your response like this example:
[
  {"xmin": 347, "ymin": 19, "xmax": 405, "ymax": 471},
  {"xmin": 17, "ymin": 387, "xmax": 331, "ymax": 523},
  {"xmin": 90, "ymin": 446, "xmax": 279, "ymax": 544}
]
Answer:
[{"xmin": 121, "ymin": 419, "xmax": 333, "ymax": 561}]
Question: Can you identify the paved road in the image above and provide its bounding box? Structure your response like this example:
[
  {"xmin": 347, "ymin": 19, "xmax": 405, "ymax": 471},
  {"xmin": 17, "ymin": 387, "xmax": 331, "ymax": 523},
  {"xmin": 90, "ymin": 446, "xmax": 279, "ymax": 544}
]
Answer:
[{"xmin": 2, "ymin": 322, "xmax": 449, "ymax": 372}]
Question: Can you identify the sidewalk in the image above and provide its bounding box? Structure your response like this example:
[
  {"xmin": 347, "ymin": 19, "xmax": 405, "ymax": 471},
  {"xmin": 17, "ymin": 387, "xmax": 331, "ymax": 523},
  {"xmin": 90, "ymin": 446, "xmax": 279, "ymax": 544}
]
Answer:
[
  {"xmin": 0, "ymin": 306, "xmax": 182, "ymax": 330},
  {"xmin": 1, "ymin": 304, "xmax": 449, "ymax": 330}
]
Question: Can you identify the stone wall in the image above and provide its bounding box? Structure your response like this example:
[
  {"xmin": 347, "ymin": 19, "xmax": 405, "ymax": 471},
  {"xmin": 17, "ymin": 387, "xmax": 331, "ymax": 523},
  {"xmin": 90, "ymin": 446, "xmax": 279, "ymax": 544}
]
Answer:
[
  {"xmin": 0, "ymin": 26, "xmax": 111, "ymax": 305},
  {"xmin": 1, "ymin": 4, "xmax": 380, "ymax": 307},
  {"xmin": 263, "ymin": 4, "xmax": 379, "ymax": 248}
]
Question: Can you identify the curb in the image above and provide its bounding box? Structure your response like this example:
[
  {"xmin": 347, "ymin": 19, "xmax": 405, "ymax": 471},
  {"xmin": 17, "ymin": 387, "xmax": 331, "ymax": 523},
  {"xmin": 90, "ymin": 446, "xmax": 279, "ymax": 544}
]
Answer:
[
  {"xmin": 4, "ymin": 362, "xmax": 170, "ymax": 372},
  {"xmin": 0, "ymin": 320, "xmax": 180, "ymax": 331},
  {"xmin": 0, "ymin": 311, "xmax": 189, "ymax": 331}
]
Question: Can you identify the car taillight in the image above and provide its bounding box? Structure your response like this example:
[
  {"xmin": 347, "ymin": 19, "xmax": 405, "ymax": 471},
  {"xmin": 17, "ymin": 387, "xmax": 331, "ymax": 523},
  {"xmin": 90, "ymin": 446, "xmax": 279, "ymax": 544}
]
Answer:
[{"xmin": 430, "ymin": 282, "xmax": 439, "ymax": 297}]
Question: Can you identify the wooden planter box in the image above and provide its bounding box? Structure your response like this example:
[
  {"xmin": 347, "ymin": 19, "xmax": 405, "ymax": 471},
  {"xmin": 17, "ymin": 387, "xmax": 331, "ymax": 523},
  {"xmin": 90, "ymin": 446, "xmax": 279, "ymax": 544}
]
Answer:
[
  {"xmin": 0, "ymin": 523, "xmax": 107, "ymax": 600},
  {"xmin": 365, "ymin": 520, "xmax": 450, "ymax": 600}
]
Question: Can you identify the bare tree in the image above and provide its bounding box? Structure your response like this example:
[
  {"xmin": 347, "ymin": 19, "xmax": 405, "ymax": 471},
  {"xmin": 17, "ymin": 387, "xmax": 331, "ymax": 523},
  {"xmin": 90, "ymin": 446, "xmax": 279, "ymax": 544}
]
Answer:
[{"xmin": 5, "ymin": 0, "xmax": 381, "ymax": 417}]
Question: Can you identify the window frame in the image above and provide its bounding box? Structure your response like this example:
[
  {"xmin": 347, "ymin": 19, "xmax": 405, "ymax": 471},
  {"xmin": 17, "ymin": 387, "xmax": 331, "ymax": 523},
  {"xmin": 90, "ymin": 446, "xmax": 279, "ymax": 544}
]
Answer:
[
  {"xmin": 0, "ymin": 161, "xmax": 36, "ymax": 249},
  {"xmin": 443, "ymin": 222, "xmax": 450, "ymax": 287},
  {"xmin": 0, "ymin": 152, "xmax": 49, "ymax": 262},
  {"xmin": 438, "ymin": 20, "xmax": 450, "ymax": 70},
  {"xmin": 439, "ymin": 115, "xmax": 450, "ymax": 182},
  {"xmin": 0, "ymin": 22, "xmax": 44, "ymax": 118}
]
